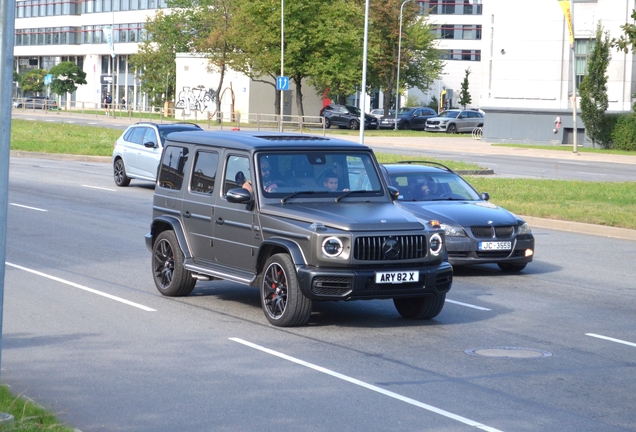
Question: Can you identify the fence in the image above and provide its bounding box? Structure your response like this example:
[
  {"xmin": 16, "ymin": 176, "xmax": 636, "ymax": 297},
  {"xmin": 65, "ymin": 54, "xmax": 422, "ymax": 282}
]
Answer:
[{"xmin": 11, "ymin": 97, "xmax": 327, "ymax": 134}]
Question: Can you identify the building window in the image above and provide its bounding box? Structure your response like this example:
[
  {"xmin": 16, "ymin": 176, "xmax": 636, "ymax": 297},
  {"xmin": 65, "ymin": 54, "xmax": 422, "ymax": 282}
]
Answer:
[
  {"xmin": 440, "ymin": 49, "xmax": 481, "ymax": 61},
  {"xmin": 434, "ymin": 25, "xmax": 481, "ymax": 40},
  {"xmin": 575, "ymin": 38, "xmax": 595, "ymax": 88},
  {"xmin": 420, "ymin": 1, "xmax": 482, "ymax": 16}
]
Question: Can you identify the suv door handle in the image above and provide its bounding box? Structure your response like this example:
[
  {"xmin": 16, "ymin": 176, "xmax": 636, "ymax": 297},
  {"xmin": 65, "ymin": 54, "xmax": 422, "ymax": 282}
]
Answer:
[
  {"xmin": 215, "ymin": 218, "xmax": 224, "ymax": 225},
  {"xmin": 183, "ymin": 211, "xmax": 191, "ymax": 218}
]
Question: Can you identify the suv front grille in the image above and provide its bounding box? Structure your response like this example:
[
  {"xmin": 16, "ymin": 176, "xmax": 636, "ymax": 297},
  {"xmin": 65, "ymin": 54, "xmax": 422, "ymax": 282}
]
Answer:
[
  {"xmin": 470, "ymin": 226, "xmax": 514, "ymax": 238},
  {"xmin": 353, "ymin": 235, "xmax": 427, "ymax": 261}
]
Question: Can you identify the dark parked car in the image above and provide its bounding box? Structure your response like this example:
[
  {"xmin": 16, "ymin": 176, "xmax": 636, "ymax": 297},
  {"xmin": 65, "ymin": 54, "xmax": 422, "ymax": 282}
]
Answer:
[
  {"xmin": 379, "ymin": 107, "xmax": 437, "ymax": 130},
  {"xmin": 382, "ymin": 161, "xmax": 534, "ymax": 272},
  {"xmin": 320, "ymin": 104, "xmax": 378, "ymax": 130},
  {"xmin": 112, "ymin": 121, "xmax": 203, "ymax": 186},
  {"xmin": 12, "ymin": 96, "xmax": 58, "ymax": 110},
  {"xmin": 146, "ymin": 131, "xmax": 452, "ymax": 327},
  {"xmin": 425, "ymin": 109, "xmax": 484, "ymax": 133}
]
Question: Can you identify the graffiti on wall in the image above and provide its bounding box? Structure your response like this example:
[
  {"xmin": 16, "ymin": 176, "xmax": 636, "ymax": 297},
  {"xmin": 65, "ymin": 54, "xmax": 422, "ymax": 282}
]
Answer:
[{"xmin": 175, "ymin": 86, "xmax": 217, "ymax": 115}]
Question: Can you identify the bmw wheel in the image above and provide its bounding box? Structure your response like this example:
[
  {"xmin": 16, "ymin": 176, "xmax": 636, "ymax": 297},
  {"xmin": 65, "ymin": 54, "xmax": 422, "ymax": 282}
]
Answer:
[
  {"xmin": 152, "ymin": 230, "xmax": 196, "ymax": 297},
  {"xmin": 260, "ymin": 253, "xmax": 312, "ymax": 327},
  {"xmin": 114, "ymin": 158, "xmax": 131, "ymax": 187},
  {"xmin": 393, "ymin": 293, "xmax": 445, "ymax": 319}
]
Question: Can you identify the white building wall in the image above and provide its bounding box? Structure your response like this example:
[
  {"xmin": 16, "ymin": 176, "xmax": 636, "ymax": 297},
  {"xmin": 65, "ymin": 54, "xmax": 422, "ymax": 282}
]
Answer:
[{"xmin": 480, "ymin": 0, "xmax": 636, "ymax": 112}]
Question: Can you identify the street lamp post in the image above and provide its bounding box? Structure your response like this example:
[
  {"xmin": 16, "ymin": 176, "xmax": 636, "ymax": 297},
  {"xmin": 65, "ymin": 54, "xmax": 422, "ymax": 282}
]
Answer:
[
  {"xmin": 394, "ymin": 0, "xmax": 412, "ymax": 130},
  {"xmin": 279, "ymin": 0, "xmax": 284, "ymax": 133}
]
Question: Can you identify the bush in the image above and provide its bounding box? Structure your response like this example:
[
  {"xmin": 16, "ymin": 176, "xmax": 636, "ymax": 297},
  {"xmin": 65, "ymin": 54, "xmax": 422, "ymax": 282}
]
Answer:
[
  {"xmin": 611, "ymin": 114, "xmax": 636, "ymax": 151},
  {"xmin": 596, "ymin": 113, "xmax": 621, "ymax": 149}
]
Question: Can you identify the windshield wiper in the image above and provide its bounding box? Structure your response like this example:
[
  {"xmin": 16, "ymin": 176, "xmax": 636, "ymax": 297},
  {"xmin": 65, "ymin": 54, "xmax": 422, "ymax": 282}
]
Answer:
[
  {"xmin": 281, "ymin": 190, "xmax": 317, "ymax": 203},
  {"xmin": 335, "ymin": 190, "xmax": 371, "ymax": 202}
]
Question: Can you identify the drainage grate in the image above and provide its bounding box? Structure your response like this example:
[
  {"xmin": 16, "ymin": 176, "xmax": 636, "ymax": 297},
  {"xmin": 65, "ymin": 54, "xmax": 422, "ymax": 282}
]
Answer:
[{"xmin": 464, "ymin": 347, "xmax": 552, "ymax": 359}]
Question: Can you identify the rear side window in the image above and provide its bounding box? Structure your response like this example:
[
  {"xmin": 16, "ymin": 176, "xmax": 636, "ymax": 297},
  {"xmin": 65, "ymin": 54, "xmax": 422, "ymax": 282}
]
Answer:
[
  {"xmin": 128, "ymin": 127, "xmax": 147, "ymax": 145},
  {"xmin": 190, "ymin": 151, "xmax": 219, "ymax": 194},
  {"xmin": 158, "ymin": 146, "xmax": 190, "ymax": 190}
]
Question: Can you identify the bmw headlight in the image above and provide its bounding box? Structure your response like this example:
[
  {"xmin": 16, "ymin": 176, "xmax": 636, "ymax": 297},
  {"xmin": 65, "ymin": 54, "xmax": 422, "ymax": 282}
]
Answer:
[
  {"xmin": 322, "ymin": 236, "xmax": 344, "ymax": 257},
  {"xmin": 518, "ymin": 222, "xmax": 532, "ymax": 235},
  {"xmin": 440, "ymin": 223, "xmax": 466, "ymax": 237},
  {"xmin": 429, "ymin": 233, "xmax": 443, "ymax": 255}
]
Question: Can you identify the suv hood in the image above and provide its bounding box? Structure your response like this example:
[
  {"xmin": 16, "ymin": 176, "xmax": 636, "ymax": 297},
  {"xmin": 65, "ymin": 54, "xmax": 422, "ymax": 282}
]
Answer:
[
  {"xmin": 261, "ymin": 202, "xmax": 425, "ymax": 231},
  {"xmin": 395, "ymin": 200, "xmax": 523, "ymax": 226}
]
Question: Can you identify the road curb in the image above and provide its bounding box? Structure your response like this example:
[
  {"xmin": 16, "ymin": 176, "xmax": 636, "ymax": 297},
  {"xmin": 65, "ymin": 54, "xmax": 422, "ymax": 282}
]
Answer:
[
  {"xmin": 10, "ymin": 150, "xmax": 111, "ymax": 163},
  {"xmin": 521, "ymin": 215, "xmax": 636, "ymax": 241}
]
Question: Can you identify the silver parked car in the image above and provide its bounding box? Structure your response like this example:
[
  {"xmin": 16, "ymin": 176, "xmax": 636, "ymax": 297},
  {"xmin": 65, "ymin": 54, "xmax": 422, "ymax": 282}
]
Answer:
[
  {"xmin": 112, "ymin": 122, "xmax": 203, "ymax": 186},
  {"xmin": 425, "ymin": 109, "xmax": 484, "ymax": 133}
]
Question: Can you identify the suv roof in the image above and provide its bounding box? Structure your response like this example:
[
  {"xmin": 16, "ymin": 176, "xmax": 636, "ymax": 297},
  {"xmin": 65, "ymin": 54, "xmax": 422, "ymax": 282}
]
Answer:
[{"xmin": 166, "ymin": 130, "xmax": 369, "ymax": 151}]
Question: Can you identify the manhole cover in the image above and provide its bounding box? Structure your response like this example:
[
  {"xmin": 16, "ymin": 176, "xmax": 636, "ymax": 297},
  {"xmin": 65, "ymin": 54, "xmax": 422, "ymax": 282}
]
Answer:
[{"xmin": 465, "ymin": 347, "xmax": 552, "ymax": 359}]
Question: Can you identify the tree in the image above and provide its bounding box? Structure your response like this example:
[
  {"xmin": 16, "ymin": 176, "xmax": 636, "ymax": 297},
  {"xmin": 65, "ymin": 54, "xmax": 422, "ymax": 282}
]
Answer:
[
  {"xmin": 130, "ymin": 9, "xmax": 193, "ymax": 107},
  {"xmin": 458, "ymin": 68, "xmax": 472, "ymax": 109},
  {"xmin": 367, "ymin": 0, "xmax": 444, "ymax": 115},
  {"xmin": 612, "ymin": 9, "xmax": 636, "ymax": 53},
  {"xmin": 49, "ymin": 61, "xmax": 87, "ymax": 96},
  {"xmin": 579, "ymin": 23, "xmax": 611, "ymax": 148},
  {"xmin": 20, "ymin": 69, "xmax": 47, "ymax": 94}
]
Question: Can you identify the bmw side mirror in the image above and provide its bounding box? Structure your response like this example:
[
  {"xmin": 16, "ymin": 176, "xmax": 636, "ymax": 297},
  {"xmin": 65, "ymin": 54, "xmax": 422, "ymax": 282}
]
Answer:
[
  {"xmin": 481, "ymin": 192, "xmax": 490, "ymax": 201},
  {"xmin": 387, "ymin": 186, "xmax": 400, "ymax": 201}
]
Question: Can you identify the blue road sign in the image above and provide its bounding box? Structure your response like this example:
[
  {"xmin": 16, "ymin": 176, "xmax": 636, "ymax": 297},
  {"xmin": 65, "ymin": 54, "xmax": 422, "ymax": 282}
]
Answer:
[
  {"xmin": 277, "ymin": 76, "xmax": 290, "ymax": 91},
  {"xmin": 44, "ymin": 74, "xmax": 53, "ymax": 85}
]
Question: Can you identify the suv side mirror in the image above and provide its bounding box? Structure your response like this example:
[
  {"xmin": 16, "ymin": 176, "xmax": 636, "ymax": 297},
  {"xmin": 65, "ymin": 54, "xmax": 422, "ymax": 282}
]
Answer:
[
  {"xmin": 480, "ymin": 192, "xmax": 490, "ymax": 201},
  {"xmin": 144, "ymin": 141, "xmax": 157, "ymax": 148},
  {"xmin": 227, "ymin": 187, "xmax": 252, "ymax": 204}
]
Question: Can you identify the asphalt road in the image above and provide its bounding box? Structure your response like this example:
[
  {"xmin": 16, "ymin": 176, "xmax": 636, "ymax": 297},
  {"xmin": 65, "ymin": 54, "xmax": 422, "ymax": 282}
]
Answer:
[{"xmin": 3, "ymin": 157, "xmax": 636, "ymax": 431}]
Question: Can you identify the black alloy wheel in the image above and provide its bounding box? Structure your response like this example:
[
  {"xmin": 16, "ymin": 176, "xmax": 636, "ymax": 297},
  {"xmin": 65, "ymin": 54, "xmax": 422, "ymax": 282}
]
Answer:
[{"xmin": 152, "ymin": 231, "xmax": 196, "ymax": 297}]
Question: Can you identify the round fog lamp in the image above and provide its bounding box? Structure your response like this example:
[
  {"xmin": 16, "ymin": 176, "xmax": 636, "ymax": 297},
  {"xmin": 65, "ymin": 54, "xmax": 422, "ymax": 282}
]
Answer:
[
  {"xmin": 429, "ymin": 233, "xmax": 443, "ymax": 255},
  {"xmin": 322, "ymin": 237, "xmax": 344, "ymax": 257}
]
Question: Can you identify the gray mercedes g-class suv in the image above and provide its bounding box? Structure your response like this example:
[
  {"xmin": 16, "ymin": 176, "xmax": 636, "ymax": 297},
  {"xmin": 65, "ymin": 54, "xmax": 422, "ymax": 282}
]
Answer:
[{"xmin": 146, "ymin": 130, "xmax": 452, "ymax": 327}]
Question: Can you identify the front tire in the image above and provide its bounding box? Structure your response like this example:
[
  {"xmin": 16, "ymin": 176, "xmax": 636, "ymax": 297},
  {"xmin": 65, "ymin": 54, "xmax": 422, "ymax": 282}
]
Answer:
[
  {"xmin": 394, "ymin": 293, "xmax": 446, "ymax": 320},
  {"xmin": 498, "ymin": 262, "xmax": 527, "ymax": 272},
  {"xmin": 260, "ymin": 253, "xmax": 312, "ymax": 327},
  {"xmin": 349, "ymin": 119, "xmax": 360, "ymax": 130},
  {"xmin": 152, "ymin": 230, "xmax": 196, "ymax": 297},
  {"xmin": 114, "ymin": 158, "xmax": 131, "ymax": 187},
  {"xmin": 401, "ymin": 122, "xmax": 411, "ymax": 130},
  {"xmin": 447, "ymin": 124, "xmax": 457, "ymax": 134}
]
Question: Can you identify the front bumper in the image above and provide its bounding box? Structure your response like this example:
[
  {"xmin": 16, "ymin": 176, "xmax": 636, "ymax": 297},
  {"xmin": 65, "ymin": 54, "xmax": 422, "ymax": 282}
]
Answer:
[
  {"xmin": 425, "ymin": 124, "xmax": 447, "ymax": 132},
  {"xmin": 445, "ymin": 235, "xmax": 534, "ymax": 266},
  {"xmin": 296, "ymin": 261, "xmax": 453, "ymax": 301}
]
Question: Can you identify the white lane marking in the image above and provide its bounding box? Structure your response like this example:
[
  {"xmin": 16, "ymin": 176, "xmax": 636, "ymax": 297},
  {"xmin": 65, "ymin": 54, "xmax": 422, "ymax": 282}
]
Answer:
[
  {"xmin": 230, "ymin": 338, "xmax": 503, "ymax": 432},
  {"xmin": 446, "ymin": 299, "xmax": 491, "ymax": 311},
  {"xmin": 10, "ymin": 203, "xmax": 48, "ymax": 212},
  {"xmin": 82, "ymin": 185, "xmax": 117, "ymax": 192},
  {"xmin": 575, "ymin": 172, "xmax": 606, "ymax": 176},
  {"xmin": 559, "ymin": 161, "xmax": 588, "ymax": 166},
  {"xmin": 586, "ymin": 333, "xmax": 636, "ymax": 348},
  {"xmin": 6, "ymin": 262, "xmax": 156, "ymax": 312}
]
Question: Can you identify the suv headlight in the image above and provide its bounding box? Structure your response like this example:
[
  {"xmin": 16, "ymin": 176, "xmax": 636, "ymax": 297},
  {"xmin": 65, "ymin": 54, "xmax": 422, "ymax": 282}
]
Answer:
[
  {"xmin": 440, "ymin": 223, "xmax": 466, "ymax": 237},
  {"xmin": 518, "ymin": 222, "xmax": 532, "ymax": 235},
  {"xmin": 322, "ymin": 236, "xmax": 344, "ymax": 257},
  {"xmin": 429, "ymin": 233, "xmax": 443, "ymax": 255}
]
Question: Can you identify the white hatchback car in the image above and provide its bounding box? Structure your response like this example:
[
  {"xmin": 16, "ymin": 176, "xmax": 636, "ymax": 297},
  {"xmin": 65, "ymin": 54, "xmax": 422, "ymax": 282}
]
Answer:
[{"xmin": 112, "ymin": 122, "xmax": 203, "ymax": 186}]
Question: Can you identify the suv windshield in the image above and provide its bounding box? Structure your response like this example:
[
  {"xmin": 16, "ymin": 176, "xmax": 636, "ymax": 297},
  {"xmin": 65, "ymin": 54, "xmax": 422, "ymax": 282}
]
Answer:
[
  {"xmin": 397, "ymin": 108, "xmax": 415, "ymax": 115},
  {"xmin": 256, "ymin": 151, "xmax": 383, "ymax": 197}
]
